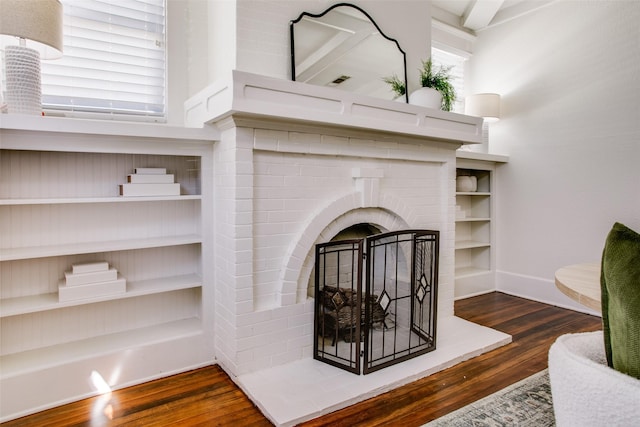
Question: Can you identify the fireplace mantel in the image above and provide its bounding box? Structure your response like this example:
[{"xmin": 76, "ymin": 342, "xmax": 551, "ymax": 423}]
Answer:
[{"xmin": 184, "ymin": 71, "xmax": 482, "ymax": 146}]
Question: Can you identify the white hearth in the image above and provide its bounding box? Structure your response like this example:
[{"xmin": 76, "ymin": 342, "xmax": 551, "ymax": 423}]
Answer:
[{"xmin": 185, "ymin": 71, "xmax": 510, "ymax": 425}]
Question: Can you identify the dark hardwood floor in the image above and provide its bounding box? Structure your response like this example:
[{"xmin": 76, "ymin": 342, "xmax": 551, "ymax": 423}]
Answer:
[{"xmin": 2, "ymin": 292, "xmax": 602, "ymax": 426}]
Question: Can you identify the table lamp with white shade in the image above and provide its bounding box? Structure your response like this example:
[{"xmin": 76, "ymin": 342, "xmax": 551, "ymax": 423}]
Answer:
[
  {"xmin": 464, "ymin": 93, "xmax": 501, "ymax": 153},
  {"xmin": 0, "ymin": 0, "xmax": 63, "ymax": 115}
]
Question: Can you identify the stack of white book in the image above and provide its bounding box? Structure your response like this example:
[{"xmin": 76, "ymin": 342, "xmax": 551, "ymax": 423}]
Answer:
[
  {"xmin": 58, "ymin": 261, "xmax": 127, "ymax": 302},
  {"xmin": 119, "ymin": 167, "xmax": 180, "ymax": 196}
]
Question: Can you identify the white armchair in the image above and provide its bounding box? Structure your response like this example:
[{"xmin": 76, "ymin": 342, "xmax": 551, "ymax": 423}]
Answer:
[{"xmin": 548, "ymin": 331, "xmax": 640, "ymax": 427}]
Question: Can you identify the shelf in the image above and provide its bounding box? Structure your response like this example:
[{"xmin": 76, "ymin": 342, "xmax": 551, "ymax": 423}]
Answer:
[
  {"xmin": 0, "ymin": 318, "xmax": 203, "ymax": 379},
  {"xmin": 0, "ymin": 274, "xmax": 202, "ymax": 318},
  {"xmin": 0, "ymin": 114, "xmax": 217, "ymax": 143},
  {"xmin": 456, "ymin": 217, "xmax": 490, "ymax": 223},
  {"xmin": 0, "ymin": 235, "xmax": 202, "ymax": 261},
  {"xmin": 456, "ymin": 151, "xmax": 509, "ymax": 163},
  {"xmin": 455, "ymin": 266, "xmax": 491, "ymax": 278},
  {"xmin": 455, "ymin": 240, "xmax": 491, "ymax": 250},
  {"xmin": 456, "ymin": 192, "xmax": 490, "ymax": 196},
  {"xmin": 0, "ymin": 195, "xmax": 202, "ymax": 205}
]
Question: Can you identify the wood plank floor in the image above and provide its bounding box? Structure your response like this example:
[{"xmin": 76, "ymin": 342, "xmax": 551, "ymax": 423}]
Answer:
[{"xmin": 2, "ymin": 293, "xmax": 602, "ymax": 426}]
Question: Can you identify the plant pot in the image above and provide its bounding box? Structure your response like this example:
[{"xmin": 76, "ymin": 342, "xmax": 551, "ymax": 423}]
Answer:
[{"xmin": 409, "ymin": 87, "xmax": 442, "ymax": 109}]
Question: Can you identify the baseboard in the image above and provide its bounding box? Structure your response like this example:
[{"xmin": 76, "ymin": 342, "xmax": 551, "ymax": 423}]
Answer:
[
  {"xmin": 454, "ymin": 288, "xmax": 494, "ymax": 301},
  {"xmin": 495, "ymin": 270, "xmax": 600, "ymax": 317}
]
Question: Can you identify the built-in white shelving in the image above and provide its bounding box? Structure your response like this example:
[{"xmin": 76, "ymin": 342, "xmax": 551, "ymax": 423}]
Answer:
[
  {"xmin": 0, "ymin": 115, "xmax": 216, "ymax": 422},
  {"xmin": 455, "ymin": 152, "xmax": 508, "ymax": 298}
]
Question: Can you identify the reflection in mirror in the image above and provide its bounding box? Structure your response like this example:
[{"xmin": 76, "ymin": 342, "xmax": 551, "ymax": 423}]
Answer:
[{"xmin": 290, "ymin": 3, "xmax": 408, "ymax": 102}]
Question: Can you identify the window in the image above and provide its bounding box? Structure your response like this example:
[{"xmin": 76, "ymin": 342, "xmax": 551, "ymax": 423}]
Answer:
[
  {"xmin": 41, "ymin": 0, "xmax": 166, "ymax": 121},
  {"xmin": 431, "ymin": 47, "xmax": 466, "ymax": 114}
]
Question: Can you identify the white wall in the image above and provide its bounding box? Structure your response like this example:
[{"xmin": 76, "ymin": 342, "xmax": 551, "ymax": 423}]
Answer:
[
  {"xmin": 467, "ymin": 1, "xmax": 640, "ymax": 310},
  {"xmin": 177, "ymin": 0, "xmax": 433, "ymax": 102},
  {"xmin": 233, "ymin": 0, "xmax": 431, "ymax": 94}
]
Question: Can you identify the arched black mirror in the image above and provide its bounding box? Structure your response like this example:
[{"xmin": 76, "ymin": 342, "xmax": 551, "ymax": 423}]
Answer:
[{"xmin": 290, "ymin": 3, "xmax": 408, "ymax": 102}]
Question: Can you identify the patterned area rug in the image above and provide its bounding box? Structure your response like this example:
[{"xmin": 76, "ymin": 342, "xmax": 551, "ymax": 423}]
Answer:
[{"xmin": 424, "ymin": 369, "xmax": 555, "ymax": 426}]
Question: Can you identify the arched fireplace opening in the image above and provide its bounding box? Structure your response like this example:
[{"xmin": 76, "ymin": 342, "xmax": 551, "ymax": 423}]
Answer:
[
  {"xmin": 306, "ymin": 223, "xmax": 382, "ymax": 299},
  {"xmin": 331, "ymin": 223, "xmax": 382, "ymax": 241},
  {"xmin": 314, "ymin": 229, "xmax": 439, "ymax": 375}
]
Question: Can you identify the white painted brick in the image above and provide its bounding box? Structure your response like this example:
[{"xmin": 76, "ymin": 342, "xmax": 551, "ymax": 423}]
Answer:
[
  {"xmin": 261, "ymin": 318, "xmax": 291, "ymax": 337},
  {"xmin": 298, "ymin": 164, "xmax": 343, "ymax": 177},
  {"xmin": 234, "ymin": 199, "xmax": 253, "ymax": 212},
  {"xmin": 253, "ymin": 222, "xmax": 284, "ymax": 236},
  {"xmin": 287, "ymin": 332, "xmax": 310, "ymax": 350},
  {"xmin": 253, "ymin": 268, "xmax": 280, "ymax": 284},
  {"xmin": 235, "ymin": 274, "xmax": 254, "ymax": 289},
  {"xmin": 215, "ymin": 118, "xmax": 458, "ymax": 376},
  {"xmin": 267, "ymin": 210, "xmax": 302, "ymax": 223},
  {"xmin": 235, "ymin": 173, "xmax": 253, "ymax": 187},
  {"xmin": 281, "ymin": 269, "xmax": 299, "ymax": 288},
  {"xmin": 272, "ymin": 348, "xmax": 300, "ymax": 366},
  {"xmin": 235, "ymin": 286, "xmax": 253, "ymax": 303},
  {"xmin": 287, "ymin": 313, "xmax": 311, "ymax": 329},
  {"xmin": 352, "ymin": 167, "xmax": 384, "ymax": 178},
  {"xmin": 236, "ymin": 348, "xmax": 255, "ymax": 365},
  {"xmin": 234, "ymin": 239, "xmax": 253, "ymax": 251},
  {"xmin": 236, "ymin": 310, "xmax": 272, "ymax": 328},
  {"xmin": 236, "ymin": 187, "xmax": 253, "ymax": 200},
  {"xmin": 235, "ymin": 300, "xmax": 254, "ymax": 315},
  {"xmin": 234, "ymin": 224, "xmax": 253, "ymax": 239},
  {"xmin": 236, "ymin": 324, "xmax": 254, "ymax": 340},
  {"xmin": 254, "ymin": 174, "xmax": 284, "ymax": 187},
  {"xmin": 309, "ymin": 144, "xmax": 339, "ymax": 156},
  {"xmin": 280, "ymin": 281, "xmax": 297, "ymax": 295},
  {"xmin": 277, "ymin": 138, "xmax": 310, "ymax": 153},
  {"xmin": 266, "ymin": 162, "xmax": 300, "ymax": 176},
  {"xmin": 272, "ymin": 302, "xmax": 307, "ymax": 319},
  {"xmin": 279, "ymin": 293, "xmax": 297, "ymax": 306},
  {"xmin": 253, "ymin": 197, "xmax": 284, "ymax": 211},
  {"xmin": 253, "ymin": 137, "xmax": 280, "ymax": 151},
  {"xmin": 263, "ymin": 229, "xmax": 296, "ymax": 244}
]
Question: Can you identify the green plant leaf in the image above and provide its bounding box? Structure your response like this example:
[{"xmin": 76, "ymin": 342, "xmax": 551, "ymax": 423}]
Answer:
[{"xmin": 418, "ymin": 58, "xmax": 456, "ymax": 111}]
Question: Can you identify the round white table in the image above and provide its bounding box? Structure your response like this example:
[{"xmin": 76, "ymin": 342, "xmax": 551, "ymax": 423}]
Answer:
[{"xmin": 555, "ymin": 262, "xmax": 601, "ymax": 312}]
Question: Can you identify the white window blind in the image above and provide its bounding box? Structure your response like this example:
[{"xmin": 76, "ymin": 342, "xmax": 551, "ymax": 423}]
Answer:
[
  {"xmin": 431, "ymin": 47, "xmax": 466, "ymax": 114},
  {"xmin": 41, "ymin": 0, "xmax": 166, "ymax": 120}
]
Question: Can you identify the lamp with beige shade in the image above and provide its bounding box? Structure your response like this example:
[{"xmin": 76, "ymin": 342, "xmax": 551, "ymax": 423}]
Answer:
[{"xmin": 0, "ymin": 0, "xmax": 63, "ymax": 114}]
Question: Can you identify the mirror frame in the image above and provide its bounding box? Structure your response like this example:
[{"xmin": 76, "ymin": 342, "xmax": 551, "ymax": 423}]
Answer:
[{"xmin": 290, "ymin": 2, "xmax": 409, "ymax": 103}]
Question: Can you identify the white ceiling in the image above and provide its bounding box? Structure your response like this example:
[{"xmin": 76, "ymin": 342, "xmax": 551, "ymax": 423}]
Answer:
[{"xmin": 432, "ymin": 0, "xmax": 530, "ymax": 31}]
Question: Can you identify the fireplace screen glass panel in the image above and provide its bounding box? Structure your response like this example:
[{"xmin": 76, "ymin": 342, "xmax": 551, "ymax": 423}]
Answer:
[
  {"xmin": 314, "ymin": 230, "xmax": 438, "ymax": 375},
  {"xmin": 314, "ymin": 239, "xmax": 363, "ymax": 374}
]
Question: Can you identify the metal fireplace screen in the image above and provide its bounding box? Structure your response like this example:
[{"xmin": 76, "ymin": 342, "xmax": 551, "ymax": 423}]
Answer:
[{"xmin": 314, "ymin": 230, "xmax": 439, "ymax": 375}]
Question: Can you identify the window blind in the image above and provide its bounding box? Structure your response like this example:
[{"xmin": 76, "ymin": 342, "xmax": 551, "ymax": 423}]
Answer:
[
  {"xmin": 41, "ymin": 0, "xmax": 166, "ymax": 120},
  {"xmin": 431, "ymin": 47, "xmax": 466, "ymax": 114}
]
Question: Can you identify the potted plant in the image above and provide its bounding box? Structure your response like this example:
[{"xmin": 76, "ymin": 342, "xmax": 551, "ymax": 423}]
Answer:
[{"xmin": 385, "ymin": 58, "xmax": 456, "ymax": 111}]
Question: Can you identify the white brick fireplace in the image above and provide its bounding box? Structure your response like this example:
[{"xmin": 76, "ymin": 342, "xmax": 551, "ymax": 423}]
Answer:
[{"xmin": 185, "ymin": 71, "xmax": 510, "ymax": 426}]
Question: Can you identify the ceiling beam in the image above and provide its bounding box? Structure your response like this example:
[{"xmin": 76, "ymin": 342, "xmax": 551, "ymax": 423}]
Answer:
[{"xmin": 462, "ymin": 0, "xmax": 505, "ymax": 30}]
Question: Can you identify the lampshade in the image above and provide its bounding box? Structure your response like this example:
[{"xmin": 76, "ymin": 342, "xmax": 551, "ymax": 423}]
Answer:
[
  {"xmin": 0, "ymin": 0, "xmax": 63, "ymax": 115},
  {"xmin": 465, "ymin": 93, "xmax": 501, "ymax": 122},
  {"xmin": 0, "ymin": 0, "xmax": 63, "ymax": 59}
]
